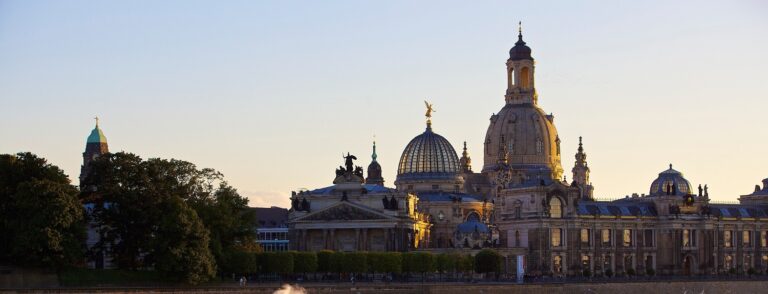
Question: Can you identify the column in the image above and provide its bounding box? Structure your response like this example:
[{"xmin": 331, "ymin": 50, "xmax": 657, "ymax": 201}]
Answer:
[
  {"xmin": 323, "ymin": 229, "xmax": 328, "ymax": 250},
  {"xmin": 330, "ymin": 229, "xmax": 336, "ymax": 251},
  {"xmin": 355, "ymin": 229, "xmax": 361, "ymax": 250}
]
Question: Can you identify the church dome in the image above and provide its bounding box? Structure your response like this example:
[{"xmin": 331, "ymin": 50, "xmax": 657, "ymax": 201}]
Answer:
[
  {"xmin": 649, "ymin": 164, "xmax": 692, "ymax": 196},
  {"xmin": 482, "ymin": 103, "xmax": 563, "ymax": 180},
  {"xmin": 397, "ymin": 125, "xmax": 460, "ymax": 178}
]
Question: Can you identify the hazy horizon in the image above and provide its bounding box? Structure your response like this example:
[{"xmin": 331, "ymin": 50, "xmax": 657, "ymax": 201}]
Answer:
[{"xmin": 1, "ymin": 1, "xmax": 766, "ymax": 208}]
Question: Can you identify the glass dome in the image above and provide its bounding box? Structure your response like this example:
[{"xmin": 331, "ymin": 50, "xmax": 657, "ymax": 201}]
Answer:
[
  {"xmin": 649, "ymin": 164, "xmax": 692, "ymax": 196},
  {"xmin": 397, "ymin": 127, "xmax": 460, "ymax": 176}
]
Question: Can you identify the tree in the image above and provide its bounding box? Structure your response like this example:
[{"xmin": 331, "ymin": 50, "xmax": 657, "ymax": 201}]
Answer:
[
  {"xmin": 0, "ymin": 152, "xmax": 85, "ymax": 268},
  {"xmin": 436, "ymin": 253, "xmax": 458, "ymax": 279},
  {"xmin": 152, "ymin": 197, "xmax": 216, "ymax": 284},
  {"xmin": 82, "ymin": 152, "xmax": 236, "ymax": 283},
  {"xmin": 474, "ymin": 249, "xmax": 502, "ymax": 274}
]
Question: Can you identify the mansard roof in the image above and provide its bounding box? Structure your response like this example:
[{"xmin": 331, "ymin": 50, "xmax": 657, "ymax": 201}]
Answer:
[
  {"xmin": 577, "ymin": 201, "xmax": 657, "ymax": 217},
  {"xmin": 417, "ymin": 191, "xmax": 484, "ymax": 203},
  {"xmin": 307, "ymin": 184, "xmax": 396, "ymax": 195}
]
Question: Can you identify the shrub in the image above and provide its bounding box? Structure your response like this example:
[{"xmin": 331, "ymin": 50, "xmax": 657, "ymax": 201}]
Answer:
[
  {"xmin": 263, "ymin": 252, "xmax": 293, "ymax": 274},
  {"xmin": 582, "ymin": 269, "xmax": 591, "ymax": 277},
  {"xmin": 317, "ymin": 250, "xmax": 334, "ymax": 272},
  {"xmin": 220, "ymin": 249, "xmax": 257, "ymax": 274},
  {"xmin": 626, "ymin": 268, "xmax": 636, "ymax": 276},
  {"xmin": 474, "ymin": 249, "xmax": 502, "ymax": 274},
  {"xmin": 458, "ymin": 254, "xmax": 475, "ymax": 273},
  {"xmin": 345, "ymin": 252, "xmax": 368, "ymax": 273},
  {"xmin": 292, "ymin": 251, "xmax": 318, "ymax": 273},
  {"xmin": 402, "ymin": 252, "xmax": 434, "ymax": 274},
  {"xmin": 436, "ymin": 253, "xmax": 458, "ymax": 273},
  {"xmin": 646, "ymin": 268, "xmax": 655, "ymax": 276},
  {"xmin": 748, "ymin": 267, "xmax": 756, "ymax": 276},
  {"xmin": 604, "ymin": 269, "xmax": 613, "ymax": 277},
  {"xmin": 368, "ymin": 252, "xmax": 401, "ymax": 273}
]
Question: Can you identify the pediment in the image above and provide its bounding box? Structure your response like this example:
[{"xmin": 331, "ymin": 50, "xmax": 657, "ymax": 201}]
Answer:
[{"xmin": 298, "ymin": 202, "xmax": 390, "ymax": 222}]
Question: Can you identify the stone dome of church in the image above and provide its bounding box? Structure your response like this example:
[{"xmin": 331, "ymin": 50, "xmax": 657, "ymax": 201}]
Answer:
[
  {"xmin": 482, "ymin": 103, "xmax": 564, "ymax": 180},
  {"xmin": 649, "ymin": 164, "xmax": 692, "ymax": 196},
  {"xmin": 397, "ymin": 124, "xmax": 460, "ymax": 179}
]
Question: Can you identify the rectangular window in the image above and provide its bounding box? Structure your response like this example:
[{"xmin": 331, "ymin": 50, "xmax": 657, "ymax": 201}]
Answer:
[
  {"xmin": 623, "ymin": 229, "xmax": 632, "ymax": 247},
  {"xmin": 601, "ymin": 229, "xmax": 611, "ymax": 246},
  {"xmin": 581, "ymin": 229, "xmax": 591, "ymax": 246},
  {"xmin": 682, "ymin": 229, "xmax": 696, "ymax": 247},
  {"xmin": 762, "ymin": 231, "xmax": 767, "ymax": 248},
  {"xmin": 582, "ymin": 255, "xmax": 591, "ymax": 269},
  {"xmin": 743, "ymin": 231, "xmax": 751, "ymax": 247},
  {"xmin": 644, "ymin": 229, "xmax": 654, "ymax": 247},
  {"xmin": 432, "ymin": 184, "xmax": 439, "ymax": 190},
  {"xmin": 724, "ymin": 230, "xmax": 733, "ymax": 248},
  {"xmin": 551, "ymin": 228, "xmax": 562, "ymax": 247}
]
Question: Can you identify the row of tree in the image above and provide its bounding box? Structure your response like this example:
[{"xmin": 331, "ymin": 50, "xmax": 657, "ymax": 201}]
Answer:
[
  {"xmin": 0, "ymin": 152, "xmax": 259, "ymax": 284},
  {"xmin": 222, "ymin": 250, "xmax": 504, "ymax": 278}
]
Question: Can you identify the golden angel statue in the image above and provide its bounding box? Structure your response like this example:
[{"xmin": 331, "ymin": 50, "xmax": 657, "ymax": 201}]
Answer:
[{"xmin": 424, "ymin": 100, "xmax": 435, "ymax": 119}]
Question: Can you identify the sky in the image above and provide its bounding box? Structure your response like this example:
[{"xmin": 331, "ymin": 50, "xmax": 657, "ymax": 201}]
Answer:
[{"xmin": 1, "ymin": 0, "xmax": 767, "ymax": 208}]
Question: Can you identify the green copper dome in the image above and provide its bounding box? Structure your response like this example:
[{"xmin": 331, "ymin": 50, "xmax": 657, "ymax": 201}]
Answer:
[{"xmin": 87, "ymin": 125, "xmax": 107, "ymax": 144}]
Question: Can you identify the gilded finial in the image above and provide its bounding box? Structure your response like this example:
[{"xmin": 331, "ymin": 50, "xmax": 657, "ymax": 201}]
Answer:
[
  {"xmin": 94, "ymin": 116, "xmax": 99, "ymax": 127},
  {"xmin": 518, "ymin": 21, "xmax": 522, "ymax": 35}
]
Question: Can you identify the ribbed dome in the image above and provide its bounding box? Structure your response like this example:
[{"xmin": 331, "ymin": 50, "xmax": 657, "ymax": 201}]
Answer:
[
  {"xmin": 649, "ymin": 164, "xmax": 692, "ymax": 196},
  {"xmin": 397, "ymin": 126, "xmax": 460, "ymax": 176},
  {"xmin": 482, "ymin": 103, "xmax": 563, "ymax": 180}
]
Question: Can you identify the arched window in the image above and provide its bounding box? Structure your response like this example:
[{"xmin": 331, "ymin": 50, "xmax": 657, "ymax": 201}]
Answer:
[
  {"xmin": 520, "ymin": 67, "xmax": 531, "ymax": 89},
  {"xmin": 508, "ymin": 67, "xmax": 515, "ymax": 88},
  {"xmin": 549, "ymin": 197, "xmax": 563, "ymax": 218},
  {"xmin": 466, "ymin": 211, "xmax": 481, "ymax": 222},
  {"xmin": 515, "ymin": 230, "xmax": 521, "ymax": 246}
]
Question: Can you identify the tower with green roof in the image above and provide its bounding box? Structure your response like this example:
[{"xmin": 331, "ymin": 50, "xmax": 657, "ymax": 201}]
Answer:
[{"xmin": 79, "ymin": 117, "xmax": 109, "ymax": 186}]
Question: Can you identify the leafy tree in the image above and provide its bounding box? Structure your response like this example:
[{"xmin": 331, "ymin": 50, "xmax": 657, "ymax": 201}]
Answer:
[
  {"xmin": 82, "ymin": 152, "xmax": 249, "ymax": 283},
  {"xmin": 474, "ymin": 249, "xmax": 502, "ymax": 274},
  {"xmin": 0, "ymin": 152, "xmax": 85, "ymax": 268},
  {"xmin": 152, "ymin": 197, "xmax": 216, "ymax": 284}
]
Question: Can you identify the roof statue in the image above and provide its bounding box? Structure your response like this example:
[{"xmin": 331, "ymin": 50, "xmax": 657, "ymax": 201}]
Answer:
[
  {"xmin": 343, "ymin": 152, "xmax": 357, "ymax": 173},
  {"xmin": 424, "ymin": 100, "xmax": 435, "ymax": 119}
]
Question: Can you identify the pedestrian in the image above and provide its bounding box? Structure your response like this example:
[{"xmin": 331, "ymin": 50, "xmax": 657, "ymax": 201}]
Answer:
[{"xmin": 351, "ymin": 274, "xmax": 355, "ymax": 286}]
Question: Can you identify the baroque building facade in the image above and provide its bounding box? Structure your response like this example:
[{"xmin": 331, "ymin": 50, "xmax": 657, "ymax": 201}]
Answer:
[{"xmin": 284, "ymin": 28, "xmax": 768, "ymax": 277}]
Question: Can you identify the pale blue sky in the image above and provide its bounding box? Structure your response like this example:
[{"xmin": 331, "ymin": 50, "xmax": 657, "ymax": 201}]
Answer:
[{"xmin": 1, "ymin": 1, "xmax": 766, "ymax": 207}]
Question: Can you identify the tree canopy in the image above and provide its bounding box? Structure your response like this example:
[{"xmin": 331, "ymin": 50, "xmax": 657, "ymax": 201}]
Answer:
[
  {"xmin": 0, "ymin": 152, "xmax": 85, "ymax": 268},
  {"xmin": 81, "ymin": 152, "xmax": 256, "ymax": 284}
]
